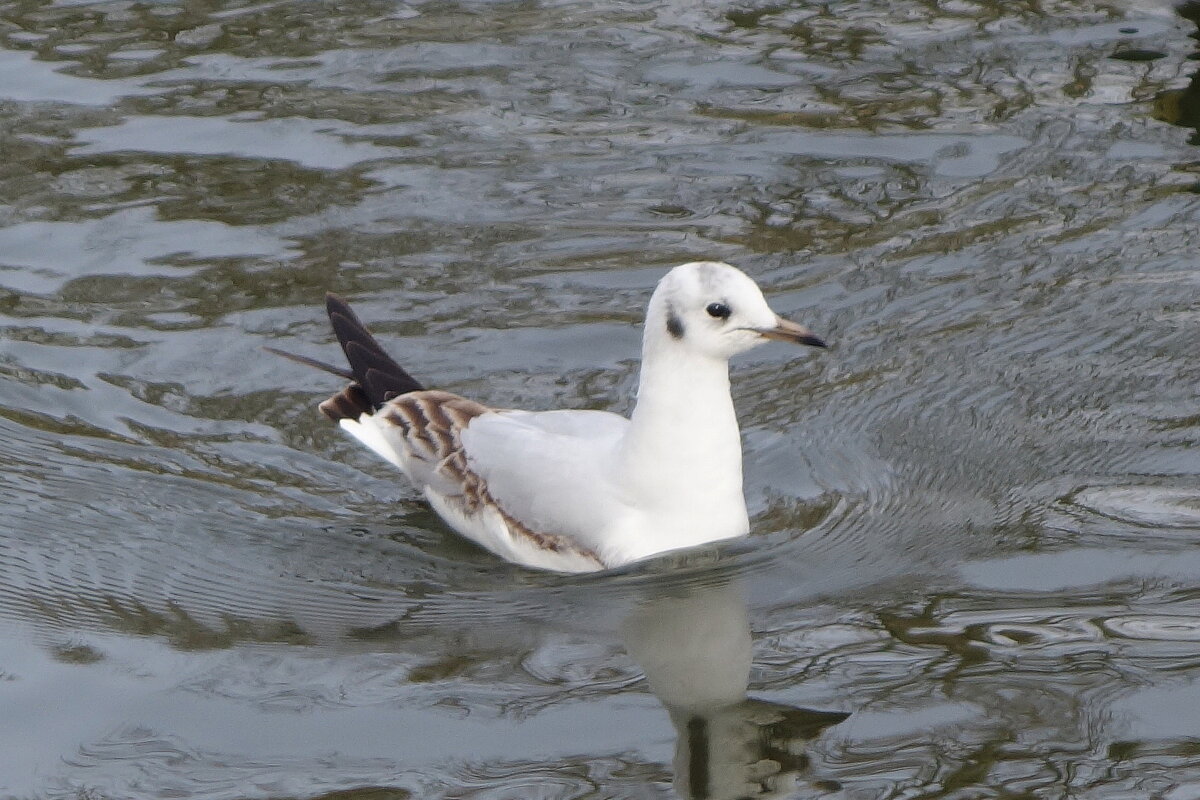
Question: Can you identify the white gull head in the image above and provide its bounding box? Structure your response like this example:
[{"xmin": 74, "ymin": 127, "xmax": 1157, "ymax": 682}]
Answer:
[{"xmin": 643, "ymin": 261, "xmax": 825, "ymax": 361}]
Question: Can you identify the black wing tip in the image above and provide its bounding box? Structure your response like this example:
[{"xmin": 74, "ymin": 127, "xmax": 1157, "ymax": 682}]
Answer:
[
  {"xmin": 322, "ymin": 291, "xmax": 426, "ymax": 404},
  {"xmin": 325, "ymin": 292, "xmax": 355, "ymax": 320},
  {"xmin": 324, "ymin": 293, "xmax": 358, "ymax": 331}
]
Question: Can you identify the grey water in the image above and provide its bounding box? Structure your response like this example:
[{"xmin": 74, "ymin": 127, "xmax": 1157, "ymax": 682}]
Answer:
[{"xmin": 2, "ymin": 0, "xmax": 1200, "ymax": 797}]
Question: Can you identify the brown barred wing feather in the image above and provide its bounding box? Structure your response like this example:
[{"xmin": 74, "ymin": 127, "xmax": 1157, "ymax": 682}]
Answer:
[{"xmin": 373, "ymin": 392, "xmax": 603, "ymax": 569}]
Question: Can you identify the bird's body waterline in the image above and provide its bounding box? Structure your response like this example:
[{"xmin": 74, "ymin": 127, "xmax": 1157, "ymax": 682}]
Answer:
[{"xmin": 270, "ymin": 261, "xmax": 826, "ymax": 573}]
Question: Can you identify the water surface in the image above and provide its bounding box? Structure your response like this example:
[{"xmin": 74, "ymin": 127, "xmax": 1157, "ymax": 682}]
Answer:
[{"xmin": 2, "ymin": 0, "xmax": 1200, "ymax": 797}]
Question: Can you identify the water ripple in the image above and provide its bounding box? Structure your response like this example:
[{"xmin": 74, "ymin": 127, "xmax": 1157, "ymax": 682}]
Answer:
[{"xmin": 3, "ymin": 0, "xmax": 1200, "ymax": 797}]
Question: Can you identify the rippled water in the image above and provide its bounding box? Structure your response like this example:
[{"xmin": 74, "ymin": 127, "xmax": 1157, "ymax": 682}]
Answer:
[{"xmin": 2, "ymin": 0, "xmax": 1200, "ymax": 797}]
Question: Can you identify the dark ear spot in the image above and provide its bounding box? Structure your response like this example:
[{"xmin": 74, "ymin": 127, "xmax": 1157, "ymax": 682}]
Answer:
[{"xmin": 666, "ymin": 307, "xmax": 685, "ymax": 340}]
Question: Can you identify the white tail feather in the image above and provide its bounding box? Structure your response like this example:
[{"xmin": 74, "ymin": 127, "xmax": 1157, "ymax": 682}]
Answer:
[{"xmin": 339, "ymin": 415, "xmax": 406, "ymax": 471}]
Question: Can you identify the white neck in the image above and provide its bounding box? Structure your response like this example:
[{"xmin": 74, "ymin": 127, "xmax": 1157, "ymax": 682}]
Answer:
[{"xmin": 620, "ymin": 333, "xmax": 745, "ymax": 503}]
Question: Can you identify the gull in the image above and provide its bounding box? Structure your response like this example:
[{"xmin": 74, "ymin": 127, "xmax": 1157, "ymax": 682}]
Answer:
[{"xmin": 268, "ymin": 261, "xmax": 826, "ymax": 573}]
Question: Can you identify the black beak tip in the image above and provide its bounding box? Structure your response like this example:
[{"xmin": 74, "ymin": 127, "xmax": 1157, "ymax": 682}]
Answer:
[{"xmin": 802, "ymin": 334, "xmax": 828, "ymax": 349}]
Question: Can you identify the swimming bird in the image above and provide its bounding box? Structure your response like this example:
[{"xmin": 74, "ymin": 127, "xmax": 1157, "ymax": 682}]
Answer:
[{"xmin": 268, "ymin": 261, "xmax": 826, "ymax": 573}]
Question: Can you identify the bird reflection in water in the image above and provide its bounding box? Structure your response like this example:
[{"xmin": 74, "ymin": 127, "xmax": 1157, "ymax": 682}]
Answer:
[{"xmin": 623, "ymin": 579, "xmax": 848, "ymax": 799}]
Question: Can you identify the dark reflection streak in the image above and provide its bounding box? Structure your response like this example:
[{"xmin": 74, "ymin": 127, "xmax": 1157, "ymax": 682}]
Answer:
[{"xmin": 686, "ymin": 716, "xmax": 710, "ymax": 800}]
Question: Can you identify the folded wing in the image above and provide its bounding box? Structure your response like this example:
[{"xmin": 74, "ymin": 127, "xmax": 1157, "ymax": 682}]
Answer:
[{"xmin": 458, "ymin": 409, "xmax": 632, "ymax": 557}]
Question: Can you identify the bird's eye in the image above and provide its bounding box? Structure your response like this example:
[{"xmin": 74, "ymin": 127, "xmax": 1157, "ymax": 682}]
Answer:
[{"xmin": 706, "ymin": 302, "xmax": 732, "ymax": 320}]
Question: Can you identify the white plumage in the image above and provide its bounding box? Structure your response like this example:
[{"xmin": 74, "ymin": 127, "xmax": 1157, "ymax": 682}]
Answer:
[{"xmin": 272, "ymin": 261, "xmax": 826, "ymax": 573}]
